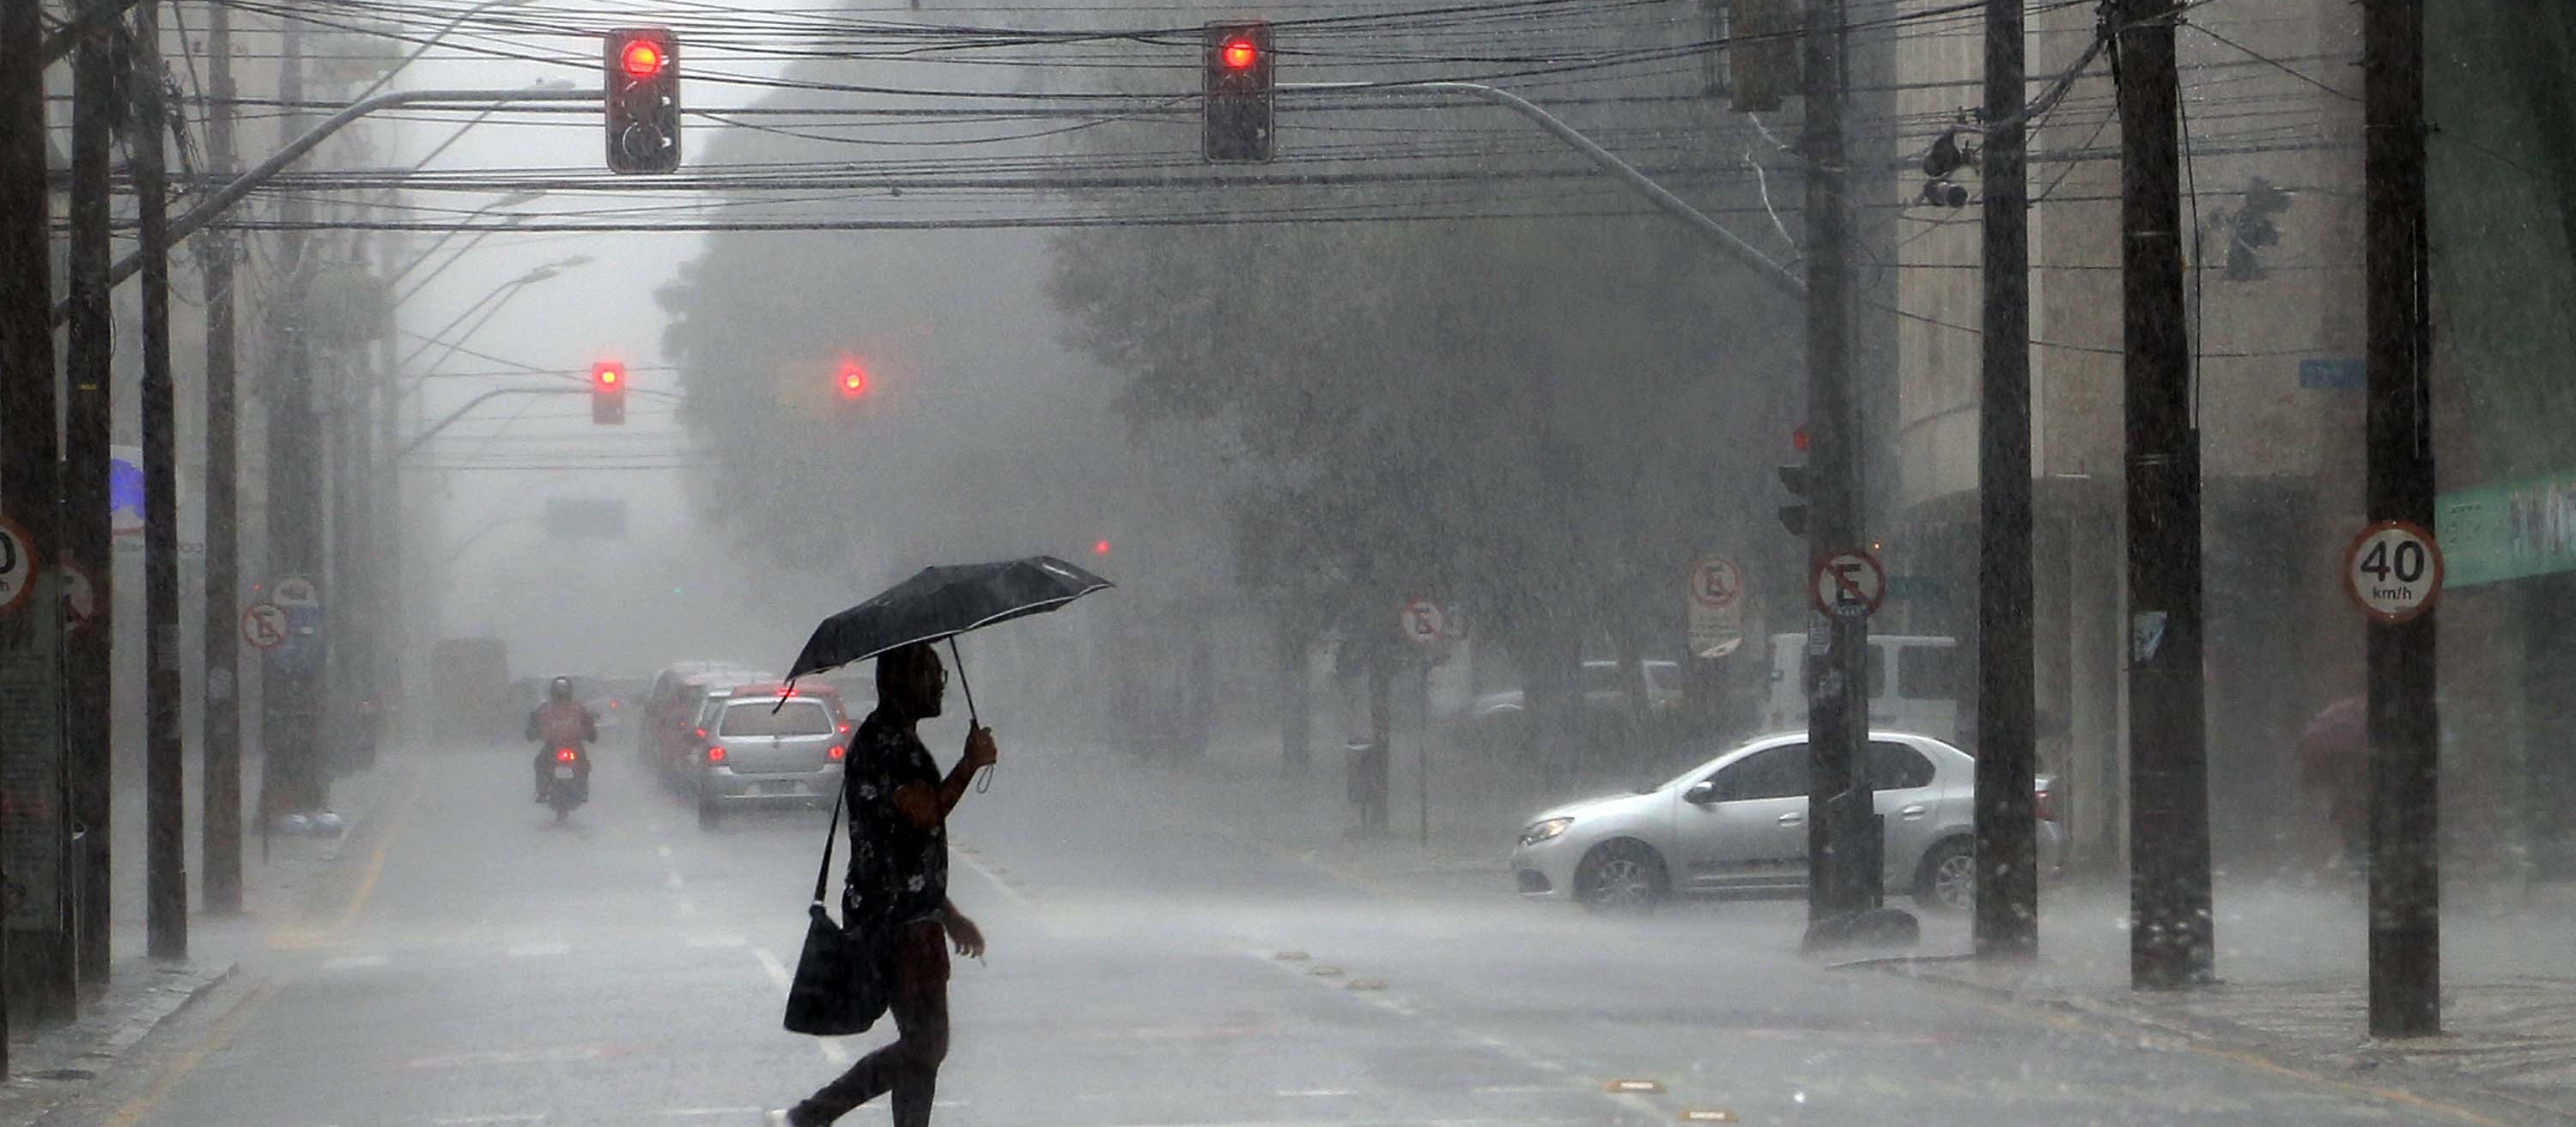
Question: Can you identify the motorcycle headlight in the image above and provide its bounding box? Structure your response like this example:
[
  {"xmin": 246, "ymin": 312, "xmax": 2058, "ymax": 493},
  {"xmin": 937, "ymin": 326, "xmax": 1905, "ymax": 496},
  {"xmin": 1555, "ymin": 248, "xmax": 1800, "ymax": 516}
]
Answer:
[{"xmin": 1519, "ymin": 817, "xmax": 1574, "ymax": 847}]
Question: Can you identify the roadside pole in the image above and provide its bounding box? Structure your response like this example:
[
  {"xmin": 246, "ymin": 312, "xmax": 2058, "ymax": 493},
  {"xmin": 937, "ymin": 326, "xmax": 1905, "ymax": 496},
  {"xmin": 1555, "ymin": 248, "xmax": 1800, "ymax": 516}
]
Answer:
[
  {"xmin": 2360, "ymin": 0, "xmax": 2438, "ymax": 1039},
  {"xmin": 1971, "ymin": 0, "xmax": 2038, "ymax": 958},
  {"xmin": 264, "ymin": 12, "xmax": 327, "ymax": 822},
  {"xmin": 64, "ymin": 0, "xmax": 116, "ymax": 990},
  {"xmin": 131, "ymin": 0, "xmax": 185, "ymax": 960},
  {"xmin": 0, "ymin": 0, "xmax": 55, "ymax": 1068},
  {"xmin": 2110, "ymin": 0, "xmax": 2215, "ymax": 990},
  {"xmin": 199, "ymin": 0, "xmax": 244, "ymax": 916},
  {"xmin": 1799, "ymin": 0, "xmax": 1880, "ymax": 941}
]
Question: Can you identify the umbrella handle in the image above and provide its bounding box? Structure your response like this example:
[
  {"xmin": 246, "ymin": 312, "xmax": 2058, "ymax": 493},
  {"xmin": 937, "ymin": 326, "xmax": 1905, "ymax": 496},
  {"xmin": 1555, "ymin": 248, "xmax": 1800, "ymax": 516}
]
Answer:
[{"xmin": 948, "ymin": 637, "xmax": 993, "ymax": 793}]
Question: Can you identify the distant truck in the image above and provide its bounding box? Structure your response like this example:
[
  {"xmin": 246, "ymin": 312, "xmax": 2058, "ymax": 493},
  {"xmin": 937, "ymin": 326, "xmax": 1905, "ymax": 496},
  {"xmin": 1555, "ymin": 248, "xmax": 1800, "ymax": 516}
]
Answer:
[
  {"xmin": 431, "ymin": 637, "xmax": 512, "ymax": 745},
  {"xmin": 1763, "ymin": 633, "xmax": 1964, "ymax": 744}
]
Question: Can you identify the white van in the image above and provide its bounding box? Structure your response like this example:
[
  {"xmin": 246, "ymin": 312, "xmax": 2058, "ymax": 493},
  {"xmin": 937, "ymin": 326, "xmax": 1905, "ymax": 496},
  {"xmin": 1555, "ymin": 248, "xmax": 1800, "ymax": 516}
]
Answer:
[{"xmin": 1763, "ymin": 634, "xmax": 1964, "ymax": 743}]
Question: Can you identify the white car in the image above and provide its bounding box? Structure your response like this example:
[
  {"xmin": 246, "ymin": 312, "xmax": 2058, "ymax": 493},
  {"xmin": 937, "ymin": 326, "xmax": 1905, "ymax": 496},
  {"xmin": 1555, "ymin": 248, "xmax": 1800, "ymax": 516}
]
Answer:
[{"xmin": 1510, "ymin": 731, "xmax": 2063, "ymax": 914}]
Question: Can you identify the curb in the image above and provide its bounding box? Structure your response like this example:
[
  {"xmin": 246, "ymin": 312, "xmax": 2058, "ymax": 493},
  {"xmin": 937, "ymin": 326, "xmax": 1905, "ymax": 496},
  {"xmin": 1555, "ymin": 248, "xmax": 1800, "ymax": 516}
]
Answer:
[
  {"xmin": 1842, "ymin": 956, "xmax": 2576, "ymax": 1127},
  {"xmin": 1, "ymin": 959, "xmax": 238, "ymax": 1127}
]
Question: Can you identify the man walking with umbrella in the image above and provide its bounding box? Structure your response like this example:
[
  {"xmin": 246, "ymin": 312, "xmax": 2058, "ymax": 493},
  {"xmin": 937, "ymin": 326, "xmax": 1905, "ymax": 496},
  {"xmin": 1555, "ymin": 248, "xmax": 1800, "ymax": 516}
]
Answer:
[{"xmin": 773, "ymin": 643, "xmax": 997, "ymax": 1127}]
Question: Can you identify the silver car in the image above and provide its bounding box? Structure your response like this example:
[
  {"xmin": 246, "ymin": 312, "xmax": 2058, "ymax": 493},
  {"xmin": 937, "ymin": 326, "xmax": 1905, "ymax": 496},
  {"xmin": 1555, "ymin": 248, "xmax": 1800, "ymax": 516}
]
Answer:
[
  {"xmin": 1510, "ymin": 730, "xmax": 2063, "ymax": 914},
  {"xmin": 693, "ymin": 687, "xmax": 849, "ymax": 828}
]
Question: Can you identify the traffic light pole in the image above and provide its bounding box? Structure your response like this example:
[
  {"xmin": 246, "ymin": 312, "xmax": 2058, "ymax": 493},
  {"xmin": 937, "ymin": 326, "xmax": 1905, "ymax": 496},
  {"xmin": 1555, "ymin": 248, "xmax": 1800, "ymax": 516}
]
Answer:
[
  {"xmin": 64, "ymin": 0, "xmax": 115, "ymax": 990},
  {"xmin": 1795, "ymin": 0, "xmax": 1882, "ymax": 944},
  {"xmin": 131, "ymin": 0, "xmax": 186, "ymax": 960},
  {"xmin": 2111, "ymin": 0, "xmax": 2215, "ymax": 990},
  {"xmin": 2360, "ymin": 0, "xmax": 2438, "ymax": 1039},
  {"xmin": 199, "ymin": 0, "xmax": 244, "ymax": 917}
]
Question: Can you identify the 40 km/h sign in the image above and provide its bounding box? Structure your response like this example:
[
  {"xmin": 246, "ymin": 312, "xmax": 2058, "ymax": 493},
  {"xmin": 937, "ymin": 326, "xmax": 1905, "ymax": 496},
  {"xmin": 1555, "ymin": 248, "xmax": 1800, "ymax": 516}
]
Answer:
[{"xmin": 2346, "ymin": 520, "xmax": 2444, "ymax": 624}]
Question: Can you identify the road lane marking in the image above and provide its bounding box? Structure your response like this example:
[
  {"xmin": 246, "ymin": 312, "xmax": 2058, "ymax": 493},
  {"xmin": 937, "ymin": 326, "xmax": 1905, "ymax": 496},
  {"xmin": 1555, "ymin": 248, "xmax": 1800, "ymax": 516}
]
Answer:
[
  {"xmin": 665, "ymin": 870, "xmax": 686, "ymax": 890},
  {"xmin": 1275, "ymin": 1089, "xmax": 1358, "ymax": 1098},
  {"xmin": 329, "ymin": 759, "xmax": 428, "ymax": 935},
  {"xmin": 686, "ymin": 934, "xmax": 750, "ymax": 948},
  {"xmin": 431, "ymin": 1116, "xmax": 548, "ymax": 1124},
  {"xmin": 677, "ymin": 899, "xmax": 700, "ymax": 919},
  {"xmin": 506, "ymin": 941, "xmax": 570, "ymax": 958},
  {"xmin": 948, "ymin": 844, "xmax": 1036, "ymax": 915},
  {"xmin": 103, "ymin": 979, "xmax": 281, "ymax": 1127},
  {"xmin": 751, "ymin": 946, "xmax": 852, "ymax": 1066},
  {"xmin": 658, "ymin": 845, "xmax": 674, "ymax": 859},
  {"xmin": 319, "ymin": 954, "xmax": 390, "ymax": 972},
  {"xmin": 406, "ymin": 1045, "xmax": 610, "ymax": 1069}
]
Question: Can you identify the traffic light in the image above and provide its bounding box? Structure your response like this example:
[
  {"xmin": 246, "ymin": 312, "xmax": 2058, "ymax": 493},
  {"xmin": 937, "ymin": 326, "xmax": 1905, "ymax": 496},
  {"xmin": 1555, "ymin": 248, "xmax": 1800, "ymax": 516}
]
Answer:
[
  {"xmin": 1776, "ymin": 425, "xmax": 1810, "ymax": 537},
  {"xmin": 592, "ymin": 361, "xmax": 627, "ymax": 424},
  {"xmin": 605, "ymin": 27, "xmax": 680, "ymax": 174},
  {"xmin": 835, "ymin": 357, "xmax": 870, "ymax": 403},
  {"xmin": 1202, "ymin": 21, "xmax": 1274, "ymax": 163}
]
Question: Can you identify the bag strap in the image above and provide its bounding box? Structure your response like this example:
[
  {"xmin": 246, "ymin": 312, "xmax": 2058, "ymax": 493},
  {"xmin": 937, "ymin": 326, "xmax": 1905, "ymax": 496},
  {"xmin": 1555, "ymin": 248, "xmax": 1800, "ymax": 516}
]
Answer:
[{"xmin": 812, "ymin": 782, "xmax": 844, "ymax": 906}]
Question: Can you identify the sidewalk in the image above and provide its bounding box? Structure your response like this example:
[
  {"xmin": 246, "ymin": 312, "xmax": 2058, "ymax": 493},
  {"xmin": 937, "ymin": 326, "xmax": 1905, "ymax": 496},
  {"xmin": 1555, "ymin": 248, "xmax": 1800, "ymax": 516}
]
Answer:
[
  {"xmin": 0, "ymin": 752, "xmax": 400, "ymax": 1126},
  {"xmin": 1859, "ymin": 877, "xmax": 2576, "ymax": 1124}
]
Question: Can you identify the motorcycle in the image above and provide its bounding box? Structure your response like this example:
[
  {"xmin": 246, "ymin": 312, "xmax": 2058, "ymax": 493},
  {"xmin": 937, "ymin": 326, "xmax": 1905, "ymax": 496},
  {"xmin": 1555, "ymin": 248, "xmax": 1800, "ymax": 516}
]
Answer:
[{"xmin": 544, "ymin": 746, "xmax": 591, "ymax": 822}]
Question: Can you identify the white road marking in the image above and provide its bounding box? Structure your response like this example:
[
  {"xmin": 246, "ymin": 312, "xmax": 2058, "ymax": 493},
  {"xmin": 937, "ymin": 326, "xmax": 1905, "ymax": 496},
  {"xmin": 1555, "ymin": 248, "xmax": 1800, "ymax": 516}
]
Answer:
[
  {"xmin": 431, "ymin": 1116, "xmax": 548, "ymax": 1125},
  {"xmin": 685, "ymin": 934, "xmax": 749, "ymax": 948},
  {"xmin": 751, "ymin": 947, "xmax": 852, "ymax": 1067},
  {"xmin": 506, "ymin": 941, "xmax": 570, "ymax": 958},
  {"xmin": 948, "ymin": 845, "xmax": 1036, "ymax": 915},
  {"xmin": 1275, "ymin": 1089, "xmax": 1358, "ymax": 1098},
  {"xmin": 651, "ymin": 1110, "xmax": 757, "ymax": 1119},
  {"xmin": 677, "ymin": 899, "xmax": 700, "ymax": 919},
  {"xmin": 657, "ymin": 845, "xmax": 673, "ymax": 859},
  {"xmin": 665, "ymin": 871, "xmax": 686, "ymax": 890},
  {"xmin": 320, "ymin": 954, "xmax": 389, "ymax": 972}
]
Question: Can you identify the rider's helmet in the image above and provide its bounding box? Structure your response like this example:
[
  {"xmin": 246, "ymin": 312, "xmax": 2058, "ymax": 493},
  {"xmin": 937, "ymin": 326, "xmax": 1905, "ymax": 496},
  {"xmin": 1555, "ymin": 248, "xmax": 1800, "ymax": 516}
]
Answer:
[{"xmin": 548, "ymin": 676, "xmax": 575, "ymax": 702}]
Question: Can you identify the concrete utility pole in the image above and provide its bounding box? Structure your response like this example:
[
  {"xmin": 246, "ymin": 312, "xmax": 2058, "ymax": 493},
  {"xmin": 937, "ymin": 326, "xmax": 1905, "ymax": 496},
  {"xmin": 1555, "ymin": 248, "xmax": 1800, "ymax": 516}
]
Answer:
[
  {"xmin": 64, "ymin": 0, "xmax": 116, "ymax": 988},
  {"xmin": 2110, "ymin": 0, "xmax": 2215, "ymax": 990},
  {"xmin": 1799, "ymin": 0, "xmax": 1880, "ymax": 941},
  {"xmin": 2361, "ymin": 0, "xmax": 2437, "ymax": 1039},
  {"xmin": 131, "ymin": 0, "xmax": 185, "ymax": 960},
  {"xmin": 264, "ymin": 9, "xmax": 329, "ymax": 821},
  {"xmin": 1971, "ymin": 0, "xmax": 2038, "ymax": 958},
  {"xmin": 200, "ymin": 0, "xmax": 244, "ymax": 917},
  {"xmin": 0, "ymin": 0, "xmax": 56, "ymax": 1066}
]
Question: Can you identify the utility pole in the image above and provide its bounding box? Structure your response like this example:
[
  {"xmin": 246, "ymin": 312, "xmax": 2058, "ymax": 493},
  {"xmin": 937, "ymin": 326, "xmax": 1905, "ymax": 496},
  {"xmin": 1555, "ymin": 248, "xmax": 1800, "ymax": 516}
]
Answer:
[
  {"xmin": 64, "ymin": 0, "xmax": 117, "ymax": 989},
  {"xmin": 0, "ymin": 0, "xmax": 57, "ymax": 1067},
  {"xmin": 2111, "ymin": 0, "xmax": 2214, "ymax": 990},
  {"xmin": 264, "ymin": 9, "xmax": 329, "ymax": 822},
  {"xmin": 1800, "ymin": 0, "xmax": 1880, "ymax": 943},
  {"xmin": 1971, "ymin": 0, "xmax": 2038, "ymax": 957},
  {"xmin": 200, "ymin": 0, "xmax": 244, "ymax": 917},
  {"xmin": 131, "ymin": 0, "xmax": 185, "ymax": 960},
  {"xmin": 2361, "ymin": 0, "xmax": 2437, "ymax": 1039}
]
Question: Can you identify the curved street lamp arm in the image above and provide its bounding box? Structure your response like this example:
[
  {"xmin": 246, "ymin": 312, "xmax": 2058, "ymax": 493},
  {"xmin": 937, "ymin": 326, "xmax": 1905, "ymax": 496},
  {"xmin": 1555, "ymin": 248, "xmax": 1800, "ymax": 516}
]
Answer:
[{"xmin": 397, "ymin": 387, "xmax": 586, "ymax": 460}]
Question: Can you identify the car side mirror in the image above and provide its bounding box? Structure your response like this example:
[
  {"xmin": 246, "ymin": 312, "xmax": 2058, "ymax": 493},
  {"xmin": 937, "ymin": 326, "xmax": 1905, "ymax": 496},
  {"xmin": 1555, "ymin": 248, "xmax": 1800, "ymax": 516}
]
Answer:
[{"xmin": 1685, "ymin": 780, "xmax": 1721, "ymax": 805}]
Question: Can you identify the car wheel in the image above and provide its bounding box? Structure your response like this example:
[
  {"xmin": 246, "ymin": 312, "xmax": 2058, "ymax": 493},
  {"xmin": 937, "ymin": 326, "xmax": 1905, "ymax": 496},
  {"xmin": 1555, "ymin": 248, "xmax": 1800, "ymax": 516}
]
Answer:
[
  {"xmin": 1574, "ymin": 839, "xmax": 1667, "ymax": 915},
  {"xmin": 1913, "ymin": 838, "xmax": 1976, "ymax": 914}
]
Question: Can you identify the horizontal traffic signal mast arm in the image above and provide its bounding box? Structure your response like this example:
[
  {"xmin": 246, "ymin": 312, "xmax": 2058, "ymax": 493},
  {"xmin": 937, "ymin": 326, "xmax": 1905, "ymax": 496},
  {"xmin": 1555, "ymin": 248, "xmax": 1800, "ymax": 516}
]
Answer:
[
  {"xmin": 1283, "ymin": 80, "xmax": 1805, "ymax": 298},
  {"xmin": 56, "ymin": 85, "xmax": 602, "ymax": 325},
  {"xmin": 396, "ymin": 387, "xmax": 588, "ymax": 460}
]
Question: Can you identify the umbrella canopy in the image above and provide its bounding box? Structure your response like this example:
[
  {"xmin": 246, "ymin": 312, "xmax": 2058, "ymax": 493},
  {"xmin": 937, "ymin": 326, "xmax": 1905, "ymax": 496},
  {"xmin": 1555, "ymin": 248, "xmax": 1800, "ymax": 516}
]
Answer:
[{"xmin": 787, "ymin": 556, "xmax": 1113, "ymax": 681}]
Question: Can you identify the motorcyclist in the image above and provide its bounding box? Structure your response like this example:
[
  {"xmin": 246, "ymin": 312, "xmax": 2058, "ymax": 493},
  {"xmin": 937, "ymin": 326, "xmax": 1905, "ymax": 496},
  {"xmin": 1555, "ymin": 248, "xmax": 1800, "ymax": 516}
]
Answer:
[{"xmin": 526, "ymin": 676, "xmax": 598, "ymax": 802}]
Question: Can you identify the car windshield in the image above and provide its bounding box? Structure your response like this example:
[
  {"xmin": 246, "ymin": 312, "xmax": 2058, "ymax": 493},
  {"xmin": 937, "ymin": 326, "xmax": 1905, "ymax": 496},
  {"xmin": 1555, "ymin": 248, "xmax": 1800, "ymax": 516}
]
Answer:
[{"xmin": 719, "ymin": 698, "xmax": 835, "ymax": 737}]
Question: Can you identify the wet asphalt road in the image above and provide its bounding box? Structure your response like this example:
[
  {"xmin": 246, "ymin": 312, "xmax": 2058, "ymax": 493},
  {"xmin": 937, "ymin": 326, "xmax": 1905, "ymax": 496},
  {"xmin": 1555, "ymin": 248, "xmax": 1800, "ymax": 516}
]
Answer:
[{"xmin": 41, "ymin": 737, "xmax": 2512, "ymax": 1127}]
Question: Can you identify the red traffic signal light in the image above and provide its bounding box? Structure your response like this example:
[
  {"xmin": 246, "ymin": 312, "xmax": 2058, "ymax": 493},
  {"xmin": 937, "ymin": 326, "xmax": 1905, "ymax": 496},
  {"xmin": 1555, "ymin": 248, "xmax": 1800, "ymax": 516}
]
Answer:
[
  {"xmin": 605, "ymin": 27, "xmax": 681, "ymax": 174},
  {"xmin": 1220, "ymin": 36, "xmax": 1259, "ymax": 71},
  {"xmin": 1202, "ymin": 21, "xmax": 1274, "ymax": 163},
  {"xmin": 592, "ymin": 361, "xmax": 628, "ymax": 424},
  {"xmin": 835, "ymin": 358, "xmax": 870, "ymax": 400},
  {"xmin": 1093, "ymin": 539, "xmax": 1111, "ymax": 557},
  {"xmin": 622, "ymin": 40, "xmax": 667, "ymax": 79}
]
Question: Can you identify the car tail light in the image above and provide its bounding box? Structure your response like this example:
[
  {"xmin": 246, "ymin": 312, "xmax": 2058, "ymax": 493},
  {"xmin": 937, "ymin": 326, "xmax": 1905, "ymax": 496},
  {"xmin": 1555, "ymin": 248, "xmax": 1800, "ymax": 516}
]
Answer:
[
  {"xmin": 555, "ymin": 747, "xmax": 578, "ymax": 763},
  {"xmin": 827, "ymin": 745, "xmax": 845, "ymax": 761},
  {"xmin": 695, "ymin": 728, "xmax": 708, "ymax": 739},
  {"xmin": 836, "ymin": 722, "xmax": 851, "ymax": 734},
  {"xmin": 707, "ymin": 746, "xmax": 727, "ymax": 764},
  {"xmin": 2033, "ymin": 781, "xmax": 2059, "ymax": 823}
]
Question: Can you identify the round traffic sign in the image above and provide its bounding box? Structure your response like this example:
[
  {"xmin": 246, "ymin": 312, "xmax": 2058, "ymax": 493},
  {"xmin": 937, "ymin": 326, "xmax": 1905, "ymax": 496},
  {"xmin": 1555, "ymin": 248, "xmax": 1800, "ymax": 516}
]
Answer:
[
  {"xmin": 272, "ymin": 575, "xmax": 320, "ymax": 609},
  {"xmin": 1400, "ymin": 598, "xmax": 1449, "ymax": 645},
  {"xmin": 1809, "ymin": 550, "xmax": 1887, "ymax": 618},
  {"xmin": 1690, "ymin": 556, "xmax": 1744, "ymax": 611},
  {"xmin": 62, "ymin": 564, "xmax": 94, "ymax": 634},
  {"xmin": 241, "ymin": 602, "xmax": 289, "ymax": 650},
  {"xmin": 0, "ymin": 516, "xmax": 37, "ymax": 616},
  {"xmin": 2345, "ymin": 520, "xmax": 2443, "ymax": 624}
]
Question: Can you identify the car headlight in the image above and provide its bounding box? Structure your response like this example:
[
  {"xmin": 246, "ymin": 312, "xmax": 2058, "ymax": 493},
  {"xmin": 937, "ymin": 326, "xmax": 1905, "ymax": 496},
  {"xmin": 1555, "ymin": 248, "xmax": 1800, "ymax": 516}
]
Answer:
[{"xmin": 1519, "ymin": 817, "xmax": 1574, "ymax": 847}]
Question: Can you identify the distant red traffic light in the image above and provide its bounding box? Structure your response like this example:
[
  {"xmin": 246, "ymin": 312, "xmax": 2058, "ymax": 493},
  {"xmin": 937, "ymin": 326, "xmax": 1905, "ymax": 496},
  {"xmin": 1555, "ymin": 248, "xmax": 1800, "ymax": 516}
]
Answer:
[
  {"xmin": 1221, "ymin": 36, "xmax": 1259, "ymax": 70},
  {"xmin": 836, "ymin": 358, "xmax": 870, "ymax": 400},
  {"xmin": 592, "ymin": 361, "xmax": 628, "ymax": 424},
  {"xmin": 622, "ymin": 40, "xmax": 667, "ymax": 79},
  {"xmin": 1093, "ymin": 539, "xmax": 1111, "ymax": 556}
]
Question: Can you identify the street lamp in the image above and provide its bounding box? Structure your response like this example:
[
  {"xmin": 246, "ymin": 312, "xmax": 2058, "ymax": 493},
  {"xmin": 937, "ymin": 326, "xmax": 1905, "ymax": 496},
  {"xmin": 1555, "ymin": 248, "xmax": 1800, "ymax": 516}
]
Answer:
[
  {"xmin": 390, "ymin": 192, "xmax": 544, "ymax": 289},
  {"xmin": 400, "ymin": 257, "xmax": 588, "ymax": 375}
]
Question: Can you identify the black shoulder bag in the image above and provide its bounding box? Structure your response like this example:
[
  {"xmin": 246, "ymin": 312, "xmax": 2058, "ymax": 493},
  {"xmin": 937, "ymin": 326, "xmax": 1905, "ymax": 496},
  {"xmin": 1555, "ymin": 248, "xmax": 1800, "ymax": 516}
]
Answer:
[{"xmin": 782, "ymin": 786, "xmax": 890, "ymax": 1036}]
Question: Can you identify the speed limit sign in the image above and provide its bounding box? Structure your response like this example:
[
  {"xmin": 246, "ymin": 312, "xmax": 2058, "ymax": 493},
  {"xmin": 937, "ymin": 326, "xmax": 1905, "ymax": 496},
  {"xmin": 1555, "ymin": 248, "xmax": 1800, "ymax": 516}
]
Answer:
[
  {"xmin": 0, "ymin": 516, "xmax": 37, "ymax": 616},
  {"xmin": 2345, "ymin": 520, "xmax": 2443, "ymax": 624}
]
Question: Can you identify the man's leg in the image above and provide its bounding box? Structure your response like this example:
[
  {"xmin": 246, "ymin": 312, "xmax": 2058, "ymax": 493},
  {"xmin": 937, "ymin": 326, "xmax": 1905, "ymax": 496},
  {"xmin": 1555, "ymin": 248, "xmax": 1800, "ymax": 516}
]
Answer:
[{"xmin": 792, "ymin": 922, "xmax": 952, "ymax": 1126}]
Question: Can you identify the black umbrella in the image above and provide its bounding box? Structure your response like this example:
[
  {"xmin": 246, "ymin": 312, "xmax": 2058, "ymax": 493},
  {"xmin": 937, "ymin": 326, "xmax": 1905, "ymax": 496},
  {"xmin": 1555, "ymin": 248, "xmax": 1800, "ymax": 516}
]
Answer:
[{"xmin": 786, "ymin": 555, "xmax": 1114, "ymax": 745}]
